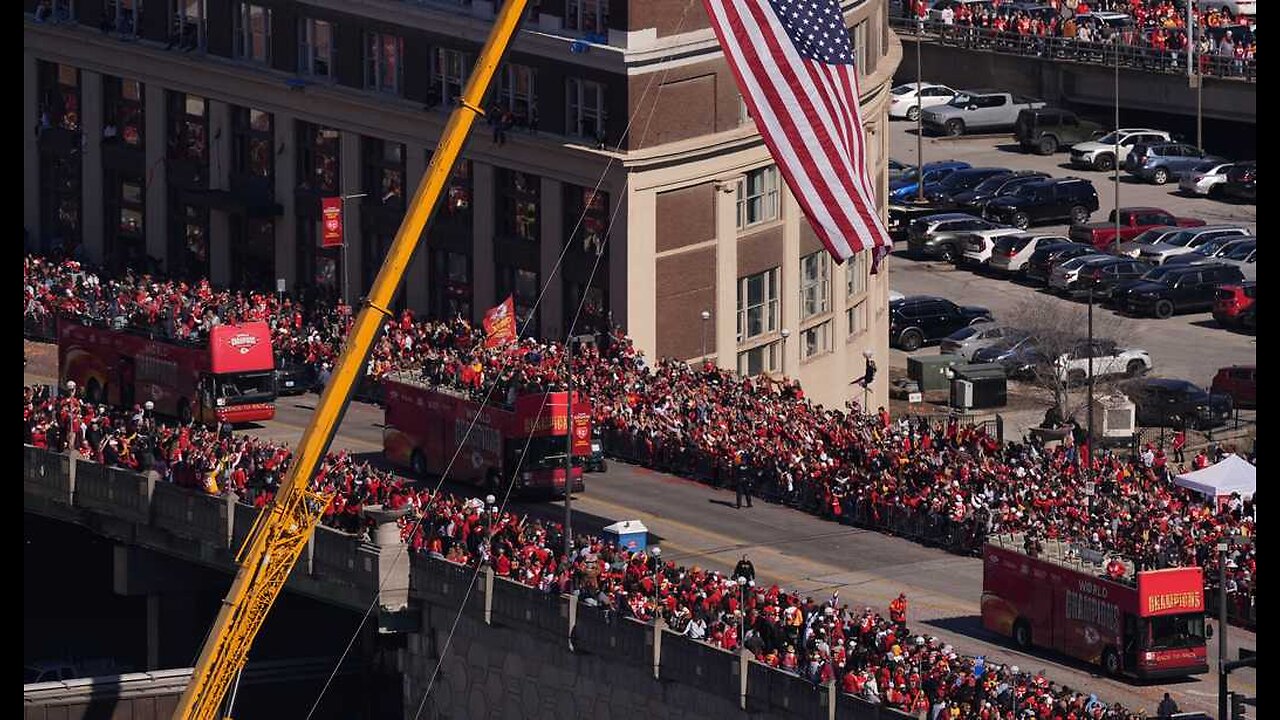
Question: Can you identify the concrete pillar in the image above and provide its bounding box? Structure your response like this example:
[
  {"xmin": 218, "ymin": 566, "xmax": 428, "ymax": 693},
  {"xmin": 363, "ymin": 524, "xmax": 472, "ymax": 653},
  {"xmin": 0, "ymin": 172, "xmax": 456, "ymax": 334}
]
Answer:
[
  {"xmin": 404, "ymin": 143, "xmax": 430, "ymax": 313},
  {"xmin": 539, "ymin": 176, "xmax": 564, "ymax": 340},
  {"xmin": 80, "ymin": 70, "xmax": 105, "ymax": 266},
  {"xmin": 781, "ymin": 186, "xmax": 801, "ymax": 378},
  {"xmin": 274, "ymin": 112, "xmax": 298, "ymax": 292},
  {"xmin": 24, "ymin": 52, "xmax": 39, "ymax": 245},
  {"xmin": 339, "ymin": 131, "xmax": 363, "ymax": 304},
  {"xmin": 621, "ymin": 186, "xmax": 655, "ymax": 357},
  {"xmin": 146, "ymin": 593, "xmax": 161, "ymax": 670},
  {"xmin": 208, "ymin": 100, "xmax": 232, "ymax": 286},
  {"xmin": 608, "ymin": 182, "xmax": 631, "ymax": 342},
  {"xmin": 143, "ymin": 82, "xmax": 168, "ymax": 265},
  {"xmin": 471, "ymin": 161, "xmax": 496, "ymax": 324},
  {"xmin": 713, "ymin": 180, "xmax": 739, "ymax": 372},
  {"xmin": 363, "ymin": 505, "xmax": 411, "ymax": 610}
]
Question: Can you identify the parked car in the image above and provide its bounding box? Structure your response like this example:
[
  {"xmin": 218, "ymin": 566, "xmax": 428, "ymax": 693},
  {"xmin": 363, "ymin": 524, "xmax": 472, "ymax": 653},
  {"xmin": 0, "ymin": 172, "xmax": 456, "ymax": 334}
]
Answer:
[
  {"xmin": 1236, "ymin": 301, "xmax": 1256, "ymax": 333},
  {"xmin": 1069, "ymin": 207, "xmax": 1206, "ymax": 252},
  {"xmin": 889, "ymin": 158, "xmax": 914, "ymax": 183},
  {"xmin": 940, "ymin": 323, "xmax": 1028, "ymax": 361},
  {"xmin": 1049, "ymin": 255, "xmax": 1148, "ymax": 299},
  {"xmin": 923, "ymin": 167, "xmax": 1014, "ymax": 205},
  {"xmin": 1025, "ymin": 242, "xmax": 1097, "ymax": 285},
  {"xmin": 983, "ymin": 177, "xmax": 1099, "ymax": 229},
  {"xmin": 1212, "ymin": 281, "xmax": 1257, "ymax": 327},
  {"xmin": 971, "ymin": 335, "xmax": 1044, "ymax": 378},
  {"xmin": 889, "ymin": 82, "xmax": 958, "ymax": 122},
  {"xmin": 1124, "ymin": 378, "xmax": 1234, "ymax": 429},
  {"xmin": 887, "ymin": 201, "xmax": 947, "ymax": 241},
  {"xmin": 1124, "ymin": 142, "xmax": 1223, "ymax": 185},
  {"xmin": 988, "ymin": 233, "xmax": 1072, "ymax": 276},
  {"xmin": 1069, "ymin": 128, "xmax": 1173, "ymax": 171},
  {"xmin": 1051, "ymin": 338, "xmax": 1153, "ymax": 385},
  {"xmin": 1178, "ymin": 161, "xmax": 1235, "ymax": 197},
  {"xmin": 1136, "ymin": 225, "xmax": 1251, "ymax": 265},
  {"xmin": 1113, "ymin": 226, "xmax": 1180, "ymax": 258},
  {"xmin": 1216, "ymin": 239, "xmax": 1256, "ymax": 281},
  {"xmin": 1014, "ymin": 107, "xmax": 1105, "ymax": 155},
  {"xmin": 1163, "ymin": 235, "xmax": 1255, "ymax": 267},
  {"xmin": 274, "ymin": 358, "xmax": 314, "ymax": 396},
  {"xmin": 1220, "ymin": 160, "xmax": 1255, "ymax": 202},
  {"xmin": 889, "ymin": 295, "xmax": 993, "ymax": 351},
  {"xmin": 1113, "ymin": 263, "xmax": 1245, "ymax": 318},
  {"xmin": 958, "ymin": 226, "xmax": 1026, "ymax": 267},
  {"xmin": 921, "ymin": 89, "xmax": 1047, "ymax": 137},
  {"xmin": 951, "ymin": 171, "xmax": 1051, "ymax": 216},
  {"xmin": 907, "ymin": 213, "xmax": 1010, "ymax": 262},
  {"xmin": 889, "ymin": 160, "xmax": 972, "ymax": 202},
  {"xmin": 1212, "ymin": 365, "xmax": 1256, "ymax": 409}
]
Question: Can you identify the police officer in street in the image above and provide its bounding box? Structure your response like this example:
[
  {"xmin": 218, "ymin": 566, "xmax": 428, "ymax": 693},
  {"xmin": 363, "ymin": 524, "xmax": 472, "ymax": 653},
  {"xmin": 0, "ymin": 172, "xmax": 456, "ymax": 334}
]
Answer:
[
  {"xmin": 735, "ymin": 452, "xmax": 755, "ymax": 509},
  {"xmin": 733, "ymin": 554, "xmax": 756, "ymax": 584}
]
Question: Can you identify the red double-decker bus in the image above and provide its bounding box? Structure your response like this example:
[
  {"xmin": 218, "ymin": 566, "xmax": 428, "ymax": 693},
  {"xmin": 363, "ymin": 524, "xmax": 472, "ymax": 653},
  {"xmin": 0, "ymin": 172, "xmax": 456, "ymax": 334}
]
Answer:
[
  {"xmin": 382, "ymin": 372, "xmax": 589, "ymax": 495},
  {"xmin": 982, "ymin": 534, "xmax": 1208, "ymax": 679},
  {"xmin": 58, "ymin": 318, "xmax": 276, "ymax": 424}
]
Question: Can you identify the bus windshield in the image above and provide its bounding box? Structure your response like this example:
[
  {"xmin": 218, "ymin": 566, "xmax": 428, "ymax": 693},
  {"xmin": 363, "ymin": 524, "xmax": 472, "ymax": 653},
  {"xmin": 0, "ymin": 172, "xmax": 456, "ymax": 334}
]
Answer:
[
  {"xmin": 514, "ymin": 435, "xmax": 573, "ymax": 471},
  {"xmin": 215, "ymin": 371, "xmax": 276, "ymax": 404},
  {"xmin": 1142, "ymin": 613, "xmax": 1206, "ymax": 650}
]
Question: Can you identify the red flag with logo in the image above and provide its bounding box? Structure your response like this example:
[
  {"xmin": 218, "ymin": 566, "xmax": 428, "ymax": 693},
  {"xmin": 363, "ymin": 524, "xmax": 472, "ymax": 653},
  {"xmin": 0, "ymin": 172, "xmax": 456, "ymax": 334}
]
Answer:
[
  {"xmin": 321, "ymin": 197, "xmax": 344, "ymax": 248},
  {"xmin": 483, "ymin": 296, "xmax": 518, "ymax": 348}
]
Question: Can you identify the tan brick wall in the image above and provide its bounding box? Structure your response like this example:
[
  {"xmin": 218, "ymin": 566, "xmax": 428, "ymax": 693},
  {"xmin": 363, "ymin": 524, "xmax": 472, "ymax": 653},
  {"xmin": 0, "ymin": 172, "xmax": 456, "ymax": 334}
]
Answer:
[
  {"xmin": 737, "ymin": 225, "xmax": 784, "ymax": 278},
  {"xmin": 629, "ymin": 59, "xmax": 742, "ymax": 150},
  {"xmin": 655, "ymin": 183, "xmax": 716, "ymax": 253},
  {"xmin": 655, "ymin": 246, "xmax": 716, "ymax": 360},
  {"xmin": 629, "ymin": 0, "xmax": 713, "ymax": 37}
]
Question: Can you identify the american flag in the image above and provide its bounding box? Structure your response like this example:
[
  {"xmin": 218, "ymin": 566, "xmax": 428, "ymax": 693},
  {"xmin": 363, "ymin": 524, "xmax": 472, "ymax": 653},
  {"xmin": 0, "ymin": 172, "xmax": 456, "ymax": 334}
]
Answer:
[{"xmin": 703, "ymin": 0, "xmax": 891, "ymax": 266}]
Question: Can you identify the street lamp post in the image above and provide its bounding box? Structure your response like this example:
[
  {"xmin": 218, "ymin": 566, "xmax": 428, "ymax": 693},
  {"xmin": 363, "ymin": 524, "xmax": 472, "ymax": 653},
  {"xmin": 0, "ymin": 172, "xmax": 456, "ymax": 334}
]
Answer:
[
  {"xmin": 651, "ymin": 546, "xmax": 663, "ymax": 623},
  {"xmin": 916, "ymin": 19, "xmax": 925, "ymax": 202},
  {"xmin": 1087, "ymin": 283, "xmax": 1095, "ymax": 472},
  {"xmin": 1217, "ymin": 539, "xmax": 1230, "ymax": 720},
  {"xmin": 338, "ymin": 192, "xmax": 369, "ymax": 304},
  {"xmin": 779, "ymin": 328, "xmax": 791, "ymax": 376},
  {"xmin": 701, "ymin": 310, "xmax": 711, "ymax": 364},
  {"xmin": 737, "ymin": 576, "xmax": 748, "ymax": 651}
]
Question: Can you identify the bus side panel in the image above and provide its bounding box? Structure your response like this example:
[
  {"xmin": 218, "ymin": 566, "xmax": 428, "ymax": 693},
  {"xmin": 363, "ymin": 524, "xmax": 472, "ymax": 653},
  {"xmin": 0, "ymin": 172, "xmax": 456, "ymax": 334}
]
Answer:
[{"xmin": 980, "ymin": 551, "xmax": 1023, "ymax": 639}]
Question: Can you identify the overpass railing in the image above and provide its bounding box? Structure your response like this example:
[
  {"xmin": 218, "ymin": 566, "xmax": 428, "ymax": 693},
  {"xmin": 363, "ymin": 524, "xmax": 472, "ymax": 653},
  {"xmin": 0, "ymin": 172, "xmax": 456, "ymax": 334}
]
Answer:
[{"xmin": 890, "ymin": 17, "xmax": 1256, "ymax": 82}]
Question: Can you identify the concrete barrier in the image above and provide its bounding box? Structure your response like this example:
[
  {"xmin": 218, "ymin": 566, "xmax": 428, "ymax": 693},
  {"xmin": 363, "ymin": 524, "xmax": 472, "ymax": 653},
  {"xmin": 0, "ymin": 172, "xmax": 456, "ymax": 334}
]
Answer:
[
  {"xmin": 312, "ymin": 525, "xmax": 358, "ymax": 582},
  {"xmin": 73, "ymin": 464, "xmax": 150, "ymax": 524},
  {"xmin": 748, "ymin": 661, "xmax": 826, "ymax": 717},
  {"xmin": 571, "ymin": 606, "xmax": 653, "ymax": 668},
  {"xmin": 489, "ymin": 577, "xmax": 566, "ymax": 637},
  {"xmin": 658, "ymin": 631, "xmax": 739, "ymax": 700},
  {"xmin": 150, "ymin": 482, "xmax": 229, "ymax": 548},
  {"xmin": 410, "ymin": 555, "xmax": 485, "ymax": 617},
  {"xmin": 24, "ymin": 446, "xmax": 72, "ymax": 504}
]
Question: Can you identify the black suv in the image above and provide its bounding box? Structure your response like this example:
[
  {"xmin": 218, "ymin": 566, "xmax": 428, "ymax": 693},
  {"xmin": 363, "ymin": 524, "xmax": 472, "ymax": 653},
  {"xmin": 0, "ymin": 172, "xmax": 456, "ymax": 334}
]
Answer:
[
  {"xmin": 923, "ymin": 167, "xmax": 1013, "ymax": 206},
  {"xmin": 1123, "ymin": 378, "xmax": 1233, "ymax": 430},
  {"xmin": 984, "ymin": 178, "xmax": 1099, "ymax": 229},
  {"xmin": 1222, "ymin": 160, "xmax": 1256, "ymax": 202},
  {"xmin": 1112, "ymin": 263, "xmax": 1245, "ymax": 318},
  {"xmin": 952, "ymin": 171, "xmax": 1050, "ymax": 216},
  {"xmin": 1014, "ymin": 108, "xmax": 1105, "ymax": 155},
  {"xmin": 889, "ymin": 296, "xmax": 993, "ymax": 351}
]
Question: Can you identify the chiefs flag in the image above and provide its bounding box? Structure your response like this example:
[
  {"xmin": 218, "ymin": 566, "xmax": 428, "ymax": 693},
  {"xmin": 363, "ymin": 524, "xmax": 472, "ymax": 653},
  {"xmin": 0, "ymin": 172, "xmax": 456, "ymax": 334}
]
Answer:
[
  {"xmin": 321, "ymin": 197, "xmax": 344, "ymax": 248},
  {"xmin": 483, "ymin": 296, "xmax": 518, "ymax": 348}
]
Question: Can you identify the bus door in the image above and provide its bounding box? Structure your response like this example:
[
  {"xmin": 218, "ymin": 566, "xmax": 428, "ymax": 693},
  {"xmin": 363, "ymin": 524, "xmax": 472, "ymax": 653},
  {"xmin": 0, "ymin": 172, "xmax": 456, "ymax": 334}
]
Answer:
[
  {"xmin": 118, "ymin": 357, "xmax": 136, "ymax": 408},
  {"xmin": 1122, "ymin": 612, "xmax": 1140, "ymax": 670},
  {"xmin": 197, "ymin": 374, "xmax": 218, "ymax": 425}
]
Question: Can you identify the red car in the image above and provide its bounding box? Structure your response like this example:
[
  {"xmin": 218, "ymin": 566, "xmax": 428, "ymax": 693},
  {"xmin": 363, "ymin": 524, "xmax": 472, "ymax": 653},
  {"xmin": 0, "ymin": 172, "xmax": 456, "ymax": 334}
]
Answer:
[
  {"xmin": 1212, "ymin": 282, "xmax": 1257, "ymax": 326},
  {"xmin": 1212, "ymin": 365, "xmax": 1256, "ymax": 409}
]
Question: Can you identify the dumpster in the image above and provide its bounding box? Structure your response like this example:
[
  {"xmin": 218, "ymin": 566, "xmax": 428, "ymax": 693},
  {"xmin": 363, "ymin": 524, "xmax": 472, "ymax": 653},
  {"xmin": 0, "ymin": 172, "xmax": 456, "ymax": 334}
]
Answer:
[
  {"xmin": 950, "ymin": 363, "xmax": 1007, "ymax": 409},
  {"xmin": 602, "ymin": 520, "xmax": 649, "ymax": 553},
  {"xmin": 908, "ymin": 354, "xmax": 962, "ymax": 392}
]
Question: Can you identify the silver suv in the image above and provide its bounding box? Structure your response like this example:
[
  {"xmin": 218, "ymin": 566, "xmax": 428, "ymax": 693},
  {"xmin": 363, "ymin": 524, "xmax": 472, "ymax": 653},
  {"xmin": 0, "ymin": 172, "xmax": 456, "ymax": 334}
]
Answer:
[
  {"xmin": 1069, "ymin": 128, "xmax": 1172, "ymax": 171},
  {"xmin": 1137, "ymin": 225, "xmax": 1251, "ymax": 265}
]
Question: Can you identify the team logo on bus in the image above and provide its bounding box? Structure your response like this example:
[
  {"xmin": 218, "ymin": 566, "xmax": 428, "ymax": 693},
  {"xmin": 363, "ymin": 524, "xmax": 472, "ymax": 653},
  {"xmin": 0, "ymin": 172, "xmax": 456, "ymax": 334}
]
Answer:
[
  {"xmin": 1083, "ymin": 625, "xmax": 1100, "ymax": 646},
  {"xmin": 228, "ymin": 333, "xmax": 260, "ymax": 355},
  {"xmin": 471, "ymin": 451, "xmax": 484, "ymax": 469}
]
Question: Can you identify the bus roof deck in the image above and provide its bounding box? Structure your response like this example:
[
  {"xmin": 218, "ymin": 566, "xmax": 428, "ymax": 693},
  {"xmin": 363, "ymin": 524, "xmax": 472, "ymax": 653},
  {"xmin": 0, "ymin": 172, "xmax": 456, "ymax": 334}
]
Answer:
[{"xmin": 987, "ymin": 532, "xmax": 1139, "ymax": 586}]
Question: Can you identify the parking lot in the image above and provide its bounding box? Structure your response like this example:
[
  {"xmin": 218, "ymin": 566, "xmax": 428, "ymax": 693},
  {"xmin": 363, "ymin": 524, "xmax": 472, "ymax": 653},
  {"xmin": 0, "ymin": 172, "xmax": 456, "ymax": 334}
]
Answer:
[{"xmin": 885, "ymin": 120, "xmax": 1256, "ymax": 390}]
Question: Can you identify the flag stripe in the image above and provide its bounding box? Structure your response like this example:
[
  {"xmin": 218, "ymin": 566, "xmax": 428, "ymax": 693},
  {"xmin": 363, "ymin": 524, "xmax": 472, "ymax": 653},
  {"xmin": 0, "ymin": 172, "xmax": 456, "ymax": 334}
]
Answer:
[{"xmin": 702, "ymin": 0, "xmax": 891, "ymax": 264}]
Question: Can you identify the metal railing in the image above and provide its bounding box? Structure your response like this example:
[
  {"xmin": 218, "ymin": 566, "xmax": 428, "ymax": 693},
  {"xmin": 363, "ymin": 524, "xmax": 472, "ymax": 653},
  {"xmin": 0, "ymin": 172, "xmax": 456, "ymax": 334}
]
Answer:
[{"xmin": 891, "ymin": 17, "xmax": 1257, "ymax": 82}]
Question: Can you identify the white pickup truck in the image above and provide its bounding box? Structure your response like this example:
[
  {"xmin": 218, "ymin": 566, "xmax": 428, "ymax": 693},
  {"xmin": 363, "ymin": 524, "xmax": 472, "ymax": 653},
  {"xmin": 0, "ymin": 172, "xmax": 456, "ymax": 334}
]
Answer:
[{"xmin": 1054, "ymin": 339, "xmax": 1152, "ymax": 385}]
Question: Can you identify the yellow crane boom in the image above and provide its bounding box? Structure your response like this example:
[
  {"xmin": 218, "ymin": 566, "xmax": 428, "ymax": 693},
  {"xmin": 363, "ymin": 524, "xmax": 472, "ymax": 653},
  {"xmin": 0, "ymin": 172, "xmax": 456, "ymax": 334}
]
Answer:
[{"xmin": 173, "ymin": 0, "xmax": 528, "ymax": 716}]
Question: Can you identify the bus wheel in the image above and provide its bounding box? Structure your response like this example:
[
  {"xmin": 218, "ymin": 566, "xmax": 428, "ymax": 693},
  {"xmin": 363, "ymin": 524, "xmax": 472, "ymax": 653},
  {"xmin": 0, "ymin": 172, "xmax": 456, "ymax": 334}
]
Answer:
[
  {"xmin": 178, "ymin": 399, "xmax": 193, "ymax": 425},
  {"xmin": 1012, "ymin": 620, "xmax": 1032, "ymax": 650},
  {"xmin": 85, "ymin": 379, "xmax": 102, "ymax": 404},
  {"xmin": 410, "ymin": 450, "xmax": 427, "ymax": 479},
  {"xmin": 1102, "ymin": 648, "xmax": 1122, "ymax": 677}
]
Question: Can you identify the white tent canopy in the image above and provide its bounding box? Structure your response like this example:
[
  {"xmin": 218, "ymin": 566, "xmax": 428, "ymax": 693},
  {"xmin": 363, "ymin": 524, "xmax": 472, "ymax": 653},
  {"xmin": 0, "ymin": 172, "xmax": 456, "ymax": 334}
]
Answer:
[{"xmin": 1173, "ymin": 454, "xmax": 1256, "ymax": 501}]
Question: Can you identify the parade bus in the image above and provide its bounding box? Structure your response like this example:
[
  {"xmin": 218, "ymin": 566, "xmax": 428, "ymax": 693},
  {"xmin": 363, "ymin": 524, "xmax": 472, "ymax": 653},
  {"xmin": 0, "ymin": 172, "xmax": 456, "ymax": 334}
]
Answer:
[
  {"xmin": 982, "ymin": 534, "xmax": 1208, "ymax": 679},
  {"xmin": 382, "ymin": 371, "xmax": 589, "ymax": 495},
  {"xmin": 58, "ymin": 318, "xmax": 276, "ymax": 424}
]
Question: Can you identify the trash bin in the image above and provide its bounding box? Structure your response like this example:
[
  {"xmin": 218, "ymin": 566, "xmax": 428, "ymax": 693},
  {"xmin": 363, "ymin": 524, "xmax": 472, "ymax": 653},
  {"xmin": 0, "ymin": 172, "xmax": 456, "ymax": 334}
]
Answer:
[{"xmin": 602, "ymin": 520, "xmax": 649, "ymax": 553}]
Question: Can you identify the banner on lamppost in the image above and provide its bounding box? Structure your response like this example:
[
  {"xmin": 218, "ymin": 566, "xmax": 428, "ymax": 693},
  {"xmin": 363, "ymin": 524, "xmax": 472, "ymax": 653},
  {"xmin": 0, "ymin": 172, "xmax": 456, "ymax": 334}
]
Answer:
[{"xmin": 321, "ymin": 197, "xmax": 344, "ymax": 248}]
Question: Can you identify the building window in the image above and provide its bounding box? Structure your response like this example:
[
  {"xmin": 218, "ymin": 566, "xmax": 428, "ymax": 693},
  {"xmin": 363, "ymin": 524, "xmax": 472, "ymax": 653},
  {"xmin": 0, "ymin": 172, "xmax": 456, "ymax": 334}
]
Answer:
[
  {"xmin": 853, "ymin": 21, "xmax": 868, "ymax": 76},
  {"xmin": 847, "ymin": 299, "xmax": 868, "ymax": 337},
  {"xmin": 566, "ymin": 77, "xmax": 606, "ymax": 141},
  {"xmin": 736, "ymin": 167, "xmax": 779, "ymax": 229},
  {"xmin": 39, "ymin": 62, "xmax": 80, "ymax": 133},
  {"xmin": 171, "ymin": 0, "xmax": 206, "ymax": 50},
  {"xmin": 365, "ymin": 32, "xmax": 404, "ymax": 95},
  {"xmin": 297, "ymin": 122, "xmax": 340, "ymax": 194},
  {"xmin": 737, "ymin": 268, "xmax": 779, "ymax": 342},
  {"xmin": 430, "ymin": 48, "xmax": 469, "ymax": 108},
  {"xmin": 234, "ymin": 3, "xmax": 272, "ymax": 64},
  {"xmin": 299, "ymin": 18, "xmax": 335, "ymax": 79},
  {"xmin": 104, "ymin": 76, "xmax": 144, "ymax": 147},
  {"xmin": 566, "ymin": 0, "xmax": 609, "ymax": 35},
  {"xmin": 38, "ymin": 62, "xmax": 82, "ymax": 256},
  {"xmin": 496, "ymin": 168, "xmax": 540, "ymax": 242},
  {"xmin": 362, "ymin": 137, "xmax": 406, "ymax": 208},
  {"xmin": 800, "ymin": 251, "xmax": 830, "ymax": 319},
  {"xmin": 846, "ymin": 250, "xmax": 868, "ymax": 298},
  {"xmin": 35, "ymin": 0, "xmax": 76, "ymax": 23},
  {"xmin": 433, "ymin": 156, "xmax": 473, "ymax": 235},
  {"xmin": 104, "ymin": 0, "xmax": 140, "ymax": 37},
  {"xmin": 232, "ymin": 107, "xmax": 273, "ymax": 180},
  {"xmin": 737, "ymin": 341, "xmax": 780, "ymax": 377},
  {"xmin": 497, "ymin": 264, "xmax": 540, "ymax": 333},
  {"xmin": 430, "ymin": 249, "xmax": 472, "ymax": 321},
  {"xmin": 565, "ymin": 280, "xmax": 607, "ymax": 335},
  {"xmin": 168, "ymin": 199, "xmax": 209, "ymax": 280},
  {"xmin": 105, "ymin": 175, "xmax": 145, "ymax": 271},
  {"xmin": 230, "ymin": 216, "xmax": 275, "ymax": 291},
  {"xmin": 565, "ymin": 186, "xmax": 608, "ymax": 256},
  {"xmin": 494, "ymin": 63, "xmax": 537, "ymax": 127},
  {"xmin": 167, "ymin": 92, "xmax": 208, "ymax": 184},
  {"xmin": 802, "ymin": 321, "xmax": 832, "ymax": 359}
]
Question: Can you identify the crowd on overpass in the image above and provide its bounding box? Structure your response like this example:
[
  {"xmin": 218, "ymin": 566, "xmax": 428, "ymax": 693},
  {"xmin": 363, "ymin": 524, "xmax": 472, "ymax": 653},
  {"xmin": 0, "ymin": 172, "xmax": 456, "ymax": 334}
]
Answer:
[{"xmin": 23, "ymin": 253, "xmax": 1256, "ymax": 628}]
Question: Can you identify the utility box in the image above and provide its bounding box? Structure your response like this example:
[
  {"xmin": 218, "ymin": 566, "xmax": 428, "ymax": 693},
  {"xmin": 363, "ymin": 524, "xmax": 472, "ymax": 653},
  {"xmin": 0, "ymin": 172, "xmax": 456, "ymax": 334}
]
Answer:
[
  {"xmin": 602, "ymin": 520, "xmax": 649, "ymax": 553},
  {"xmin": 908, "ymin": 354, "xmax": 962, "ymax": 393},
  {"xmin": 951, "ymin": 363, "xmax": 1007, "ymax": 409}
]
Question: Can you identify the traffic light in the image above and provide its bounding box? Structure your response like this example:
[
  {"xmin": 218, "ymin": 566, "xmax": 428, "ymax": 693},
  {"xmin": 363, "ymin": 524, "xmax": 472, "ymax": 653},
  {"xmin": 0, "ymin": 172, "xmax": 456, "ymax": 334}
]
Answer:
[{"xmin": 1230, "ymin": 691, "xmax": 1248, "ymax": 720}]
